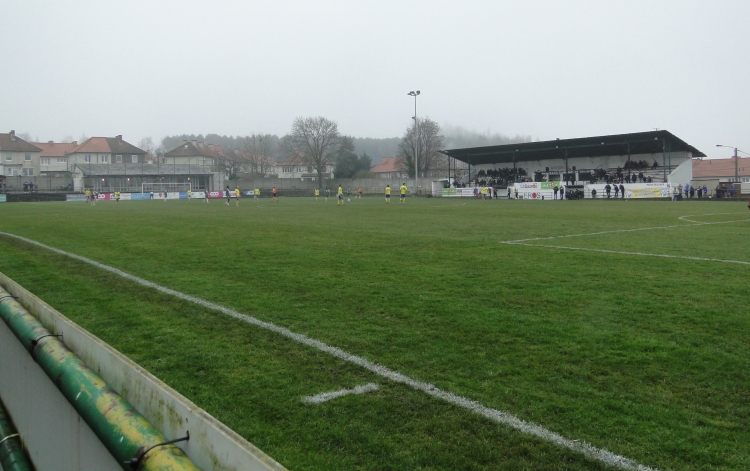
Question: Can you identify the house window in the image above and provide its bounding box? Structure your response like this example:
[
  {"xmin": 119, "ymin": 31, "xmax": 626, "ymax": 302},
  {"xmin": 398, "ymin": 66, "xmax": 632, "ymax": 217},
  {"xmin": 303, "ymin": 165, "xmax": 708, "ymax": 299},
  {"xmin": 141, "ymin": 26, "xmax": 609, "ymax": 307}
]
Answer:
[
  {"xmin": 6, "ymin": 168, "xmax": 17, "ymax": 176},
  {"xmin": 4, "ymin": 153, "xmax": 11, "ymax": 161},
  {"xmin": 283, "ymin": 166, "xmax": 292, "ymax": 173},
  {"xmin": 116, "ymin": 154, "xmax": 123, "ymax": 163},
  {"xmin": 22, "ymin": 168, "xmax": 34, "ymax": 176},
  {"xmin": 25, "ymin": 153, "xmax": 31, "ymax": 161},
  {"xmin": 131, "ymin": 155, "xmax": 138, "ymax": 163},
  {"xmin": 102, "ymin": 155, "xmax": 109, "ymax": 163},
  {"xmin": 41, "ymin": 158, "xmax": 50, "ymax": 166},
  {"xmin": 57, "ymin": 157, "xmax": 67, "ymax": 164},
  {"xmin": 84, "ymin": 154, "xmax": 91, "ymax": 163}
]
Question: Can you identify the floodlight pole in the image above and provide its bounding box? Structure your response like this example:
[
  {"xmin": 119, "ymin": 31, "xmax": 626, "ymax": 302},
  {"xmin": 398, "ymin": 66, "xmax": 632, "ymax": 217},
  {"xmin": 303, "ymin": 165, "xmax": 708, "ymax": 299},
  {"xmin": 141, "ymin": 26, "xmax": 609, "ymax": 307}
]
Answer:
[{"xmin": 408, "ymin": 90, "xmax": 420, "ymax": 194}]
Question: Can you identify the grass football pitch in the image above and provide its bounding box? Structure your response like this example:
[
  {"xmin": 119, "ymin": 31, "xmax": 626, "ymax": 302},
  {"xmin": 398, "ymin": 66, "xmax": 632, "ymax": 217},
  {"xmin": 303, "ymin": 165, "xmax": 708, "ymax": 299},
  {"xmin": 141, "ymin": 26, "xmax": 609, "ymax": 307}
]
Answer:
[{"xmin": 0, "ymin": 196, "xmax": 748, "ymax": 471}]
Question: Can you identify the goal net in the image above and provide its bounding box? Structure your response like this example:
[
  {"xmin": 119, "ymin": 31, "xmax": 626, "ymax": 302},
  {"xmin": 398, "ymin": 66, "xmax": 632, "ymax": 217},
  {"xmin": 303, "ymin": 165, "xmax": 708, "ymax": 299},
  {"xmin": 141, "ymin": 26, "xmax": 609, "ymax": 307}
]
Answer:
[{"xmin": 141, "ymin": 182, "xmax": 192, "ymax": 193}]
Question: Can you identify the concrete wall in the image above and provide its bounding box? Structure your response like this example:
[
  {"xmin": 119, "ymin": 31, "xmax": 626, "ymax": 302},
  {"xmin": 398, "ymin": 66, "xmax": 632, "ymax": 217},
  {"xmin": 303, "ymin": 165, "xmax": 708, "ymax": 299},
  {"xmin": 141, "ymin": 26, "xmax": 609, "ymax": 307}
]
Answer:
[
  {"xmin": 0, "ymin": 273, "xmax": 286, "ymax": 471},
  {"xmin": 0, "ymin": 295, "xmax": 121, "ymax": 470}
]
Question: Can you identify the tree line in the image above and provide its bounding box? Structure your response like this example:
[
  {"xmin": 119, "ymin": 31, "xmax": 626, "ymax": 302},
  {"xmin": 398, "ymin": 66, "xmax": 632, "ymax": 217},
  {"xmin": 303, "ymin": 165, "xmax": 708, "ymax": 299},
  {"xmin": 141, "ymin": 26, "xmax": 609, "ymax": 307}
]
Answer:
[{"xmin": 156, "ymin": 120, "xmax": 531, "ymax": 188}]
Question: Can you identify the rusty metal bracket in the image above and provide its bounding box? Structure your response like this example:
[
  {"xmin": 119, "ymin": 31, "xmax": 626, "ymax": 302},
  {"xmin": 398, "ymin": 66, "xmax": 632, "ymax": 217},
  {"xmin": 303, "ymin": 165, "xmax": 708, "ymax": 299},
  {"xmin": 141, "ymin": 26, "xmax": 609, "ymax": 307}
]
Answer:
[
  {"xmin": 0, "ymin": 433, "xmax": 20, "ymax": 447},
  {"xmin": 29, "ymin": 333, "xmax": 63, "ymax": 352},
  {"xmin": 125, "ymin": 431, "xmax": 190, "ymax": 469}
]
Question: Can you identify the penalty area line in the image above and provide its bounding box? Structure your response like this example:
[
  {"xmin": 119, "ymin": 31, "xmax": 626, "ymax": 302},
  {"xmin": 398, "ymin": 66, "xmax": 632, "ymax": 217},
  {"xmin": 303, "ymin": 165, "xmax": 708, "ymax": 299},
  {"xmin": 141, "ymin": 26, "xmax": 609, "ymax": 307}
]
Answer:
[
  {"xmin": 505, "ymin": 242, "xmax": 750, "ymax": 266},
  {"xmin": 0, "ymin": 231, "xmax": 656, "ymax": 471}
]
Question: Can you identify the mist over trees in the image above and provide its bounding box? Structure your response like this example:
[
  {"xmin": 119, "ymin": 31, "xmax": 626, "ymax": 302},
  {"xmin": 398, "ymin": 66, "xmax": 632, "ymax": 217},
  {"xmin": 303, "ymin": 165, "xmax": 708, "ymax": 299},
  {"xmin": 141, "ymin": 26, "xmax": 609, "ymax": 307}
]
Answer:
[
  {"xmin": 159, "ymin": 134, "xmax": 282, "ymax": 158},
  {"xmin": 333, "ymin": 136, "xmax": 373, "ymax": 179},
  {"xmin": 281, "ymin": 116, "xmax": 342, "ymax": 188},
  {"xmin": 158, "ymin": 124, "xmax": 531, "ymax": 167},
  {"xmin": 396, "ymin": 117, "xmax": 444, "ymax": 179}
]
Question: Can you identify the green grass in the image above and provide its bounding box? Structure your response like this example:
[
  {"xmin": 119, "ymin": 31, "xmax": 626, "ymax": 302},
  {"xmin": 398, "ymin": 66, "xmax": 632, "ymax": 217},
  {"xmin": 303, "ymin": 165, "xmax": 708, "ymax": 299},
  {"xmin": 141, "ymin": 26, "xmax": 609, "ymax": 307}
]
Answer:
[{"xmin": 1, "ymin": 196, "xmax": 749, "ymax": 470}]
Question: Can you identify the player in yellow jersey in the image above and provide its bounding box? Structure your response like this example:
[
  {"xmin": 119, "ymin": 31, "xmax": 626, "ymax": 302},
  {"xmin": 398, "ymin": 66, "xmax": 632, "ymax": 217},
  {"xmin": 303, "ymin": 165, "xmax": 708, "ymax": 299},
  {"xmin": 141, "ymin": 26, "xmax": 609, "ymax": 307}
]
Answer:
[
  {"xmin": 114, "ymin": 190, "xmax": 120, "ymax": 206},
  {"xmin": 481, "ymin": 186, "xmax": 487, "ymax": 201},
  {"xmin": 254, "ymin": 187, "xmax": 260, "ymax": 201},
  {"xmin": 85, "ymin": 188, "xmax": 92, "ymax": 205},
  {"xmin": 399, "ymin": 183, "xmax": 407, "ymax": 204},
  {"xmin": 235, "ymin": 187, "xmax": 240, "ymax": 206},
  {"xmin": 337, "ymin": 184, "xmax": 344, "ymax": 205},
  {"xmin": 187, "ymin": 189, "xmax": 192, "ymax": 200},
  {"xmin": 315, "ymin": 188, "xmax": 319, "ymax": 200},
  {"xmin": 385, "ymin": 185, "xmax": 391, "ymax": 203}
]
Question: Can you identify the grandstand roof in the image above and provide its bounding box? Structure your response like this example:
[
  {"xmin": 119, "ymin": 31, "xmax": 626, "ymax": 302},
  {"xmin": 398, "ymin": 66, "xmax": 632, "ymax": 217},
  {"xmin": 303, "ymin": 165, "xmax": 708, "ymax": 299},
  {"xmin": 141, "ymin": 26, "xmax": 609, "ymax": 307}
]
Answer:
[{"xmin": 441, "ymin": 130, "xmax": 705, "ymax": 166}]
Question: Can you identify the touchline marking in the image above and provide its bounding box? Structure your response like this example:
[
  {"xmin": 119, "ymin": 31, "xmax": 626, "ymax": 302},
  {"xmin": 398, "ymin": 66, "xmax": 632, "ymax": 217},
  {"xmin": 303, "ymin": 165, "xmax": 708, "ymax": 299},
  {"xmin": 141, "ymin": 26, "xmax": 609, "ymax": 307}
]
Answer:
[
  {"xmin": 302, "ymin": 383, "xmax": 379, "ymax": 404},
  {"xmin": 506, "ymin": 242, "xmax": 750, "ymax": 266},
  {"xmin": 0, "ymin": 231, "xmax": 655, "ymax": 471},
  {"xmin": 501, "ymin": 214, "xmax": 750, "ymax": 244}
]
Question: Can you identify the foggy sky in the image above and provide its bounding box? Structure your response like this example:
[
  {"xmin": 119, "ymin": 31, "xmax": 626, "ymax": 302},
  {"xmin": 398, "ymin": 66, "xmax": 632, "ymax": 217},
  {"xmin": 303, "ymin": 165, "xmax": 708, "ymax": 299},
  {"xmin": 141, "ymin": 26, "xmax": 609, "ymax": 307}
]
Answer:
[{"xmin": 2, "ymin": 0, "xmax": 748, "ymax": 158}]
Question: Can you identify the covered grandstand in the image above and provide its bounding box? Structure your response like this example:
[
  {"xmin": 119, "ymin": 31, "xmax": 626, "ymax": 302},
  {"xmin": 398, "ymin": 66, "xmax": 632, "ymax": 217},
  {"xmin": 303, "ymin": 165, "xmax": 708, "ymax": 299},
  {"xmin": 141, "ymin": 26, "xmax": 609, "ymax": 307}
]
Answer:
[{"xmin": 440, "ymin": 130, "xmax": 705, "ymax": 189}]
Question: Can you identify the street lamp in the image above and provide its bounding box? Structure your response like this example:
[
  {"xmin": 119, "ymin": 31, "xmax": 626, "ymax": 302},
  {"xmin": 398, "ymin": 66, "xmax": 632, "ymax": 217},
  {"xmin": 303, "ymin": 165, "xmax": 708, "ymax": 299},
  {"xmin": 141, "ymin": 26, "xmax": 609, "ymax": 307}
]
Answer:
[{"xmin": 408, "ymin": 90, "xmax": 420, "ymax": 194}]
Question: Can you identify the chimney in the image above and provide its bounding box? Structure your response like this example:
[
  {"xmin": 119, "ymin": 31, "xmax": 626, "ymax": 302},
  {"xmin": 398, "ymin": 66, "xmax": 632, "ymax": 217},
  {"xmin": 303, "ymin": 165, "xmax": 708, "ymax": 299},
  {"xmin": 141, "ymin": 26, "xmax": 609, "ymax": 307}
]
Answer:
[
  {"xmin": 116, "ymin": 135, "xmax": 122, "ymax": 141},
  {"xmin": 10, "ymin": 130, "xmax": 16, "ymax": 141},
  {"xmin": 213, "ymin": 144, "xmax": 221, "ymax": 152},
  {"xmin": 72, "ymin": 141, "xmax": 77, "ymax": 145},
  {"xmin": 191, "ymin": 140, "xmax": 198, "ymax": 146},
  {"xmin": 49, "ymin": 141, "xmax": 53, "ymax": 144}
]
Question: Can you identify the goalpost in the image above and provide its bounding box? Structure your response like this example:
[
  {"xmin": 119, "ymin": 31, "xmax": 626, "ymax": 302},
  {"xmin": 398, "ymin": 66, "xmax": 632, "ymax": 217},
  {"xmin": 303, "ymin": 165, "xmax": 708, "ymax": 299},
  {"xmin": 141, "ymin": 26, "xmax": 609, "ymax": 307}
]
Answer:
[{"xmin": 141, "ymin": 182, "xmax": 192, "ymax": 193}]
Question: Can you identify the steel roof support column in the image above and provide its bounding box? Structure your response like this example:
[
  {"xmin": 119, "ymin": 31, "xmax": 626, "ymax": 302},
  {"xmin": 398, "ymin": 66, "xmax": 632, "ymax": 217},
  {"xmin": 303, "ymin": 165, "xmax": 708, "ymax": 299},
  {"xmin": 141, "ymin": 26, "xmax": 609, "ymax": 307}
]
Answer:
[
  {"xmin": 626, "ymin": 142, "xmax": 631, "ymax": 179},
  {"xmin": 662, "ymin": 139, "xmax": 667, "ymax": 182}
]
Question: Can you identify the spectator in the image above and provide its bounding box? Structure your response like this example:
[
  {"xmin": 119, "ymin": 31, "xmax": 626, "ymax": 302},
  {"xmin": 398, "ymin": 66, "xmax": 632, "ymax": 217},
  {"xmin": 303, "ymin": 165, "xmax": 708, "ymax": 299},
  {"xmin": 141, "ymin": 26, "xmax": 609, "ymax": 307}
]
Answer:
[
  {"xmin": 620, "ymin": 183, "xmax": 625, "ymax": 198},
  {"xmin": 729, "ymin": 184, "xmax": 736, "ymax": 198},
  {"xmin": 697, "ymin": 187, "xmax": 702, "ymax": 198},
  {"xmin": 689, "ymin": 186, "xmax": 695, "ymax": 198},
  {"xmin": 703, "ymin": 185, "xmax": 708, "ymax": 197}
]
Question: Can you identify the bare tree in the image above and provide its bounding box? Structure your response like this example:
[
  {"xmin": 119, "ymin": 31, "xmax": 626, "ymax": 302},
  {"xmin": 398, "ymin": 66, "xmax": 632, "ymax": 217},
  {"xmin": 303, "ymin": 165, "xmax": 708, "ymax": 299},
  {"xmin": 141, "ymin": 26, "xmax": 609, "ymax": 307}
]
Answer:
[
  {"xmin": 282, "ymin": 116, "xmax": 341, "ymax": 188},
  {"xmin": 397, "ymin": 117, "xmax": 444, "ymax": 178},
  {"xmin": 244, "ymin": 134, "xmax": 275, "ymax": 176},
  {"xmin": 139, "ymin": 137, "xmax": 155, "ymax": 154}
]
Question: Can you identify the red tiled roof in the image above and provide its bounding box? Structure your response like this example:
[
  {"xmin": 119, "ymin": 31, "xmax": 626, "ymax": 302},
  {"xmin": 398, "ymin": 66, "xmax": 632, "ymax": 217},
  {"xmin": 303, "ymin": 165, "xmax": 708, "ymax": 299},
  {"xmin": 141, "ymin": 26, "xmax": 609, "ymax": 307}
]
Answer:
[
  {"xmin": 692, "ymin": 157, "xmax": 750, "ymax": 178},
  {"xmin": 370, "ymin": 157, "xmax": 402, "ymax": 173},
  {"xmin": 32, "ymin": 141, "xmax": 79, "ymax": 157},
  {"xmin": 70, "ymin": 136, "xmax": 146, "ymax": 155}
]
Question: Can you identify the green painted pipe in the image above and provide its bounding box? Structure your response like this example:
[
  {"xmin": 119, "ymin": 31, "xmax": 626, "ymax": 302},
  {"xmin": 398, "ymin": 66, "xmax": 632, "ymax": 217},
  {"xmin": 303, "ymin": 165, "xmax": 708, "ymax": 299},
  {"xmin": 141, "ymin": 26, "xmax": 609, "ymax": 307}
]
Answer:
[
  {"xmin": 0, "ymin": 292, "xmax": 201, "ymax": 471},
  {"xmin": 0, "ymin": 398, "xmax": 33, "ymax": 471}
]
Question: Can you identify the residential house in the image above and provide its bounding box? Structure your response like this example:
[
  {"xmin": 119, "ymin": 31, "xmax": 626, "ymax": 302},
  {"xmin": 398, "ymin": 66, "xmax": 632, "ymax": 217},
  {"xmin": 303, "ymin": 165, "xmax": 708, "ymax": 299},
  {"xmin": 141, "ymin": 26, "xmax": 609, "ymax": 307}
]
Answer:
[
  {"xmin": 164, "ymin": 140, "xmax": 224, "ymax": 172},
  {"xmin": 32, "ymin": 141, "xmax": 79, "ymax": 174},
  {"xmin": 370, "ymin": 157, "xmax": 407, "ymax": 179},
  {"xmin": 692, "ymin": 157, "xmax": 749, "ymax": 195},
  {"xmin": 0, "ymin": 130, "xmax": 42, "ymax": 185},
  {"xmin": 274, "ymin": 153, "xmax": 334, "ymax": 180},
  {"xmin": 67, "ymin": 135, "xmax": 146, "ymax": 168}
]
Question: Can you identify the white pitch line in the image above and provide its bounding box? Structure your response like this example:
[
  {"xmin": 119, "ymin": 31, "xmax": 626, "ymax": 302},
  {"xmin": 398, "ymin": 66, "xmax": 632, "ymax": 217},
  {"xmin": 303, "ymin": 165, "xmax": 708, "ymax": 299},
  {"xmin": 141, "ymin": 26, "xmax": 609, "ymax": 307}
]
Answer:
[
  {"xmin": 505, "ymin": 242, "xmax": 750, "ymax": 266},
  {"xmin": 500, "ymin": 214, "xmax": 750, "ymax": 244},
  {"xmin": 302, "ymin": 383, "xmax": 379, "ymax": 404},
  {"xmin": 0, "ymin": 231, "xmax": 656, "ymax": 471}
]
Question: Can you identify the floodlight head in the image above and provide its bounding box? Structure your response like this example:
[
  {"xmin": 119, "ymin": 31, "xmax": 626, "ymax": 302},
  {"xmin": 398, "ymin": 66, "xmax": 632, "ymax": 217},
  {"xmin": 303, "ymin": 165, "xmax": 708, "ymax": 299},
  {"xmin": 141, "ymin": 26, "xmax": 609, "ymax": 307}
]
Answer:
[
  {"xmin": 416, "ymin": 90, "xmax": 421, "ymax": 95},
  {"xmin": 408, "ymin": 91, "xmax": 415, "ymax": 96}
]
